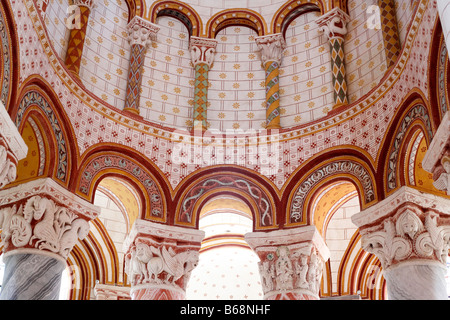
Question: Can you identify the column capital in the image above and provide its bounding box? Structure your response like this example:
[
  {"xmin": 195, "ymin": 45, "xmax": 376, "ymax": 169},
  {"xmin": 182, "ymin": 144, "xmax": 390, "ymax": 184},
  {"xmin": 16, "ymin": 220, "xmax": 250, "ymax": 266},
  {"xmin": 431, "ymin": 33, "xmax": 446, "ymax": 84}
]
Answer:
[
  {"xmin": 127, "ymin": 16, "xmax": 160, "ymax": 47},
  {"xmin": 189, "ymin": 36, "xmax": 218, "ymax": 68},
  {"xmin": 245, "ymin": 226, "xmax": 329, "ymax": 300},
  {"xmin": 351, "ymin": 186, "xmax": 450, "ymax": 270},
  {"xmin": 0, "ymin": 178, "xmax": 100, "ymax": 261},
  {"xmin": 255, "ymin": 33, "xmax": 286, "ymax": 66},
  {"xmin": 422, "ymin": 111, "xmax": 450, "ymax": 195},
  {"xmin": 315, "ymin": 7, "xmax": 350, "ymax": 40},
  {"xmin": 123, "ymin": 219, "xmax": 204, "ymax": 299}
]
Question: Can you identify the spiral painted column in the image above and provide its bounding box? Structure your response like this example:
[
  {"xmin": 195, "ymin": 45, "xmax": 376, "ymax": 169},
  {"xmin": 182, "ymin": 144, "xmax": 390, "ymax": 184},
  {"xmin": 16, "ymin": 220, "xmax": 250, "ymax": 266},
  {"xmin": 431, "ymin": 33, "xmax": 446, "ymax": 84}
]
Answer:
[
  {"xmin": 352, "ymin": 186, "xmax": 450, "ymax": 300},
  {"xmin": 245, "ymin": 226, "xmax": 329, "ymax": 300},
  {"xmin": 123, "ymin": 16, "xmax": 160, "ymax": 115},
  {"xmin": 316, "ymin": 8, "xmax": 350, "ymax": 109},
  {"xmin": 189, "ymin": 37, "xmax": 217, "ymax": 132},
  {"xmin": 0, "ymin": 178, "xmax": 99, "ymax": 300},
  {"xmin": 378, "ymin": 0, "xmax": 402, "ymax": 69},
  {"xmin": 124, "ymin": 219, "xmax": 204, "ymax": 300},
  {"xmin": 255, "ymin": 34, "xmax": 286, "ymax": 130},
  {"xmin": 64, "ymin": 0, "xmax": 94, "ymax": 77}
]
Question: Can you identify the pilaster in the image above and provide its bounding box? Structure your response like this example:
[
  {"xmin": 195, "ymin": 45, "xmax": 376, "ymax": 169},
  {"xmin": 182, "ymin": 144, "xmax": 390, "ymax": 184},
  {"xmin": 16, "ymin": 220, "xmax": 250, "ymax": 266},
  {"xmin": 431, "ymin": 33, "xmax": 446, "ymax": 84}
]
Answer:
[
  {"xmin": 123, "ymin": 219, "xmax": 204, "ymax": 300},
  {"xmin": 245, "ymin": 226, "xmax": 330, "ymax": 300}
]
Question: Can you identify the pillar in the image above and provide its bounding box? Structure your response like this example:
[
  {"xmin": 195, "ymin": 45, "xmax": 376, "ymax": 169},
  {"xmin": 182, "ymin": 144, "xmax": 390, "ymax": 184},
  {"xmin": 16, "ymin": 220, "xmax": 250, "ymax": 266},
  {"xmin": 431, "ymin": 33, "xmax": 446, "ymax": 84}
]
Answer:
[
  {"xmin": 316, "ymin": 8, "xmax": 350, "ymax": 109},
  {"xmin": 123, "ymin": 16, "xmax": 159, "ymax": 115},
  {"xmin": 64, "ymin": 0, "xmax": 95, "ymax": 77},
  {"xmin": 0, "ymin": 178, "xmax": 100, "ymax": 300},
  {"xmin": 189, "ymin": 37, "xmax": 217, "ymax": 133},
  {"xmin": 255, "ymin": 34, "xmax": 286, "ymax": 130},
  {"xmin": 437, "ymin": 0, "xmax": 450, "ymax": 60},
  {"xmin": 123, "ymin": 219, "xmax": 204, "ymax": 300},
  {"xmin": 377, "ymin": 0, "xmax": 402, "ymax": 69},
  {"xmin": 245, "ymin": 225, "xmax": 330, "ymax": 300},
  {"xmin": 422, "ymin": 111, "xmax": 450, "ymax": 196},
  {"xmin": 0, "ymin": 101, "xmax": 27, "ymax": 189},
  {"xmin": 351, "ymin": 186, "xmax": 450, "ymax": 300}
]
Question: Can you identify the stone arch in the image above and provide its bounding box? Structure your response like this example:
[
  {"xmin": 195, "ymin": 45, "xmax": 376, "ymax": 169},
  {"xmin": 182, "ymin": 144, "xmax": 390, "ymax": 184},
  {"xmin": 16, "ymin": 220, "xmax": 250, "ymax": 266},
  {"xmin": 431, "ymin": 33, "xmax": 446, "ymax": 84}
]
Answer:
[
  {"xmin": 75, "ymin": 146, "xmax": 168, "ymax": 223},
  {"xmin": 173, "ymin": 166, "xmax": 278, "ymax": 231},
  {"xmin": 205, "ymin": 9, "xmax": 267, "ymax": 39},
  {"xmin": 148, "ymin": 0, "xmax": 203, "ymax": 37},
  {"xmin": 270, "ymin": 1, "xmax": 322, "ymax": 37},
  {"xmin": 286, "ymin": 153, "xmax": 377, "ymax": 227}
]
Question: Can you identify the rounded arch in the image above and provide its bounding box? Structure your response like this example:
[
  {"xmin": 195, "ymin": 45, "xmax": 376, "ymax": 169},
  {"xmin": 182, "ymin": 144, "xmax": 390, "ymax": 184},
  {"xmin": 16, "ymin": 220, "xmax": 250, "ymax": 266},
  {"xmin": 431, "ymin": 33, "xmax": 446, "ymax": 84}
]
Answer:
[
  {"xmin": 381, "ymin": 98, "xmax": 434, "ymax": 196},
  {"xmin": 172, "ymin": 166, "xmax": 279, "ymax": 231},
  {"xmin": 285, "ymin": 150, "xmax": 377, "ymax": 227},
  {"xmin": 270, "ymin": 1, "xmax": 322, "ymax": 37},
  {"xmin": 148, "ymin": 0, "xmax": 203, "ymax": 37},
  {"xmin": 205, "ymin": 9, "xmax": 267, "ymax": 39},
  {"xmin": 75, "ymin": 146, "xmax": 169, "ymax": 223},
  {"xmin": 12, "ymin": 77, "xmax": 78, "ymax": 187}
]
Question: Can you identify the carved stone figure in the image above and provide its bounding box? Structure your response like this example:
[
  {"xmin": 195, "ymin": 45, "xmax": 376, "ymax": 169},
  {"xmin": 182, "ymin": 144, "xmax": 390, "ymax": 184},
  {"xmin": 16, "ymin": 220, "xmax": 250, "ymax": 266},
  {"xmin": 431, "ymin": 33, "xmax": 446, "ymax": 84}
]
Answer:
[
  {"xmin": 275, "ymin": 246, "xmax": 293, "ymax": 290},
  {"xmin": 259, "ymin": 260, "xmax": 275, "ymax": 292},
  {"xmin": 294, "ymin": 254, "xmax": 309, "ymax": 289}
]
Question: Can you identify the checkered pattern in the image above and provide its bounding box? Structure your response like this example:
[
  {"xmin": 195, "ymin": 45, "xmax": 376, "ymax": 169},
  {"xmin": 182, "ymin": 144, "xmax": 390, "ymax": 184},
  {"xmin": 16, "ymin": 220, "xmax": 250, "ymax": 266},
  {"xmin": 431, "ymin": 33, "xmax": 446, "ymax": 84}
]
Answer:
[
  {"xmin": 379, "ymin": 0, "xmax": 402, "ymax": 68},
  {"xmin": 65, "ymin": 5, "xmax": 90, "ymax": 75},
  {"xmin": 193, "ymin": 63, "xmax": 209, "ymax": 131},
  {"xmin": 124, "ymin": 44, "xmax": 146, "ymax": 113},
  {"xmin": 265, "ymin": 61, "xmax": 281, "ymax": 129},
  {"xmin": 330, "ymin": 37, "xmax": 348, "ymax": 106}
]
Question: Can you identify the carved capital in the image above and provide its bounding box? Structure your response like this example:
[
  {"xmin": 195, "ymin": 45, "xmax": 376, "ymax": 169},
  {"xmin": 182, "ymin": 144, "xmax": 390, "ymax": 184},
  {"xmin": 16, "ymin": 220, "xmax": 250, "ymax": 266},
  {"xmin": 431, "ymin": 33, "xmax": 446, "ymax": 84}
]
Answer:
[
  {"xmin": 352, "ymin": 187, "xmax": 450, "ymax": 270},
  {"xmin": 255, "ymin": 33, "xmax": 286, "ymax": 66},
  {"xmin": 315, "ymin": 7, "xmax": 350, "ymax": 40},
  {"xmin": 245, "ymin": 226, "xmax": 329, "ymax": 299},
  {"xmin": 127, "ymin": 16, "xmax": 160, "ymax": 47},
  {"xmin": 0, "ymin": 178, "xmax": 99, "ymax": 260},
  {"xmin": 189, "ymin": 36, "xmax": 218, "ymax": 68},
  {"xmin": 123, "ymin": 219, "xmax": 204, "ymax": 296}
]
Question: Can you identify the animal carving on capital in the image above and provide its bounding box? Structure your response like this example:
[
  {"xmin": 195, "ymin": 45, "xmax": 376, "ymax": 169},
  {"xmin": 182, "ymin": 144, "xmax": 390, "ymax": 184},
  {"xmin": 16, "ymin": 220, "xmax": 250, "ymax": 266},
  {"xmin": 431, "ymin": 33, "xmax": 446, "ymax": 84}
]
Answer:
[{"xmin": 126, "ymin": 242, "xmax": 199, "ymax": 289}]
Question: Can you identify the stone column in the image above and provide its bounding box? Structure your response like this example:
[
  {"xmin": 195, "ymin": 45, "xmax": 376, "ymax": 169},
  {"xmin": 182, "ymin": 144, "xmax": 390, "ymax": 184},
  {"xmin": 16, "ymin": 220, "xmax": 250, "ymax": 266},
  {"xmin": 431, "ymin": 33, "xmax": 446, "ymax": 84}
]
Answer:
[
  {"xmin": 377, "ymin": 0, "xmax": 402, "ymax": 69},
  {"xmin": 123, "ymin": 219, "xmax": 204, "ymax": 300},
  {"xmin": 0, "ymin": 101, "xmax": 28, "ymax": 189},
  {"xmin": 123, "ymin": 16, "xmax": 159, "ymax": 115},
  {"xmin": 245, "ymin": 225, "xmax": 330, "ymax": 300},
  {"xmin": 0, "ymin": 178, "xmax": 99, "ymax": 300},
  {"xmin": 316, "ymin": 8, "xmax": 350, "ymax": 109},
  {"xmin": 255, "ymin": 34, "xmax": 286, "ymax": 130},
  {"xmin": 189, "ymin": 37, "xmax": 217, "ymax": 133},
  {"xmin": 64, "ymin": 0, "xmax": 95, "ymax": 77},
  {"xmin": 422, "ymin": 111, "xmax": 450, "ymax": 196},
  {"xmin": 351, "ymin": 186, "xmax": 450, "ymax": 300}
]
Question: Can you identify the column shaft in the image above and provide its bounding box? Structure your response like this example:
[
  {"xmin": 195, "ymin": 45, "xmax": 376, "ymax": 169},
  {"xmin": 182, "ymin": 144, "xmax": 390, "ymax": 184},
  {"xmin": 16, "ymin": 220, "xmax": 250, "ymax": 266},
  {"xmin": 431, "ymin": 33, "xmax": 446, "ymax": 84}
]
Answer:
[{"xmin": 378, "ymin": 0, "xmax": 402, "ymax": 69}]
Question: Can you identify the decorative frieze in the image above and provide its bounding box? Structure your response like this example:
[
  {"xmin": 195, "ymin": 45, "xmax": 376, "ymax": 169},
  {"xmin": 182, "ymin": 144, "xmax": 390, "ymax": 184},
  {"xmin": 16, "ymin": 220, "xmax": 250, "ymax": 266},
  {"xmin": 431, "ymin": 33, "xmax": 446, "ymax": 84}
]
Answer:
[
  {"xmin": 94, "ymin": 283, "xmax": 131, "ymax": 300},
  {"xmin": 123, "ymin": 219, "xmax": 204, "ymax": 300},
  {"xmin": 245, "ymin": 226, "xmax": 329, "ymax": 300}
]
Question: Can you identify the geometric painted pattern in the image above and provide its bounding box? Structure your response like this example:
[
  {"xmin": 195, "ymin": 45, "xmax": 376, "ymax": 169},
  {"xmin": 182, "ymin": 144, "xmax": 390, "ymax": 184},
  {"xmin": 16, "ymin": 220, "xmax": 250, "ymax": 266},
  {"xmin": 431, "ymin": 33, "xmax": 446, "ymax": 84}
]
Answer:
[
  {"xmin": 193, "ymin": 63, "xmax": 209, "ymax": 131},
  {"xmin": 264, "ymin": 61, "xmax": 281, "ymax": 129},
  {"xmin": 65, "ymin": 5, "xmax": 90, "ymax": 75},
  {"xmin": 378, "ymin": 0, "xmax": 402, "ymax": 69},
  {"xmin": 329, "ymin": 37, "xmax": 348, "ymax": 106},
  {"xmin": 124, "ymin": 44, "xmax": 146, "ymax": 113}
]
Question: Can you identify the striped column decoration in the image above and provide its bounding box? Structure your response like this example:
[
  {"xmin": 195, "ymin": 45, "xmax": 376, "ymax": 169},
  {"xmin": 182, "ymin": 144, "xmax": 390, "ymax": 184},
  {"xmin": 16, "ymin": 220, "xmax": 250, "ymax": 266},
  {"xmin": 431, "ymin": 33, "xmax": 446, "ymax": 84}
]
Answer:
[
  {"xmin": 124, "ymin": 16, "xmax": 160, "ymax": 115},
  {"xmin": 64, "ymin": 0, "xmax": 94, "ymax": 76},
  {"xmin": 316, "ymin": 8, "xmax": 350, "ymax": 109},
  {"xmin": 245, "ymin": 226, "xmax": 330, "ymax": 300},
  {"xmin": 124, "ymin": 219, "xmax": 204, "ymax": 300},
  {"xmin": 378, "ymin": 0, "xmax": 402, "ymax": 69},
  {"xmin": 189, "ymin": 37, "xmax": 217, "ymax": 132},
  {"xmin": 0, "ymin": 178, "xmax": 99, "ymax": 300},
  {"xmin": 255, "ymin": 34, "xmax": 286, "ymax": 130}
]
